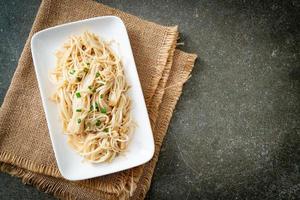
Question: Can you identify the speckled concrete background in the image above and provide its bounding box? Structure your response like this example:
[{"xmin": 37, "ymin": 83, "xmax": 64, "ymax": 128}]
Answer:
[{"xmin": 0, "ymin": 0, "xmax": 299, "ymax": 199}]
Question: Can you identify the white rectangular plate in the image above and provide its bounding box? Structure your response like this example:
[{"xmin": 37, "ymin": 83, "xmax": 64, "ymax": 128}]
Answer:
[{"xmin": 31, "ymin": 16, "xmax": 154, "ymax": 180}]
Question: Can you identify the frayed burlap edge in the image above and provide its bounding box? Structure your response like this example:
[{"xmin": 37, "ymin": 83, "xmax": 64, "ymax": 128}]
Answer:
[
  {"xmin": 145, "ymin": 25, "xmax": 178, "ymax": 105},
  {"xmin": 0, "ymin": 163, "xmax": 75, "ymax": 200},
  {"xmin": 148, "ymin": 36, "xmax": 178, "ymax": 125},
  {"xmin": 0, "ymin": 151, "xmax": 60, "ymax": 177},
  {"xmin": 0, "ymin": 162, "xmax": 126, "ymax": 200}
]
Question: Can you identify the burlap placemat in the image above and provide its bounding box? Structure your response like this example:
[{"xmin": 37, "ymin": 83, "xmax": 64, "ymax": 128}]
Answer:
[{"xmin": 0, "ymin": 0, "xmax": 197, "ymax": 199}]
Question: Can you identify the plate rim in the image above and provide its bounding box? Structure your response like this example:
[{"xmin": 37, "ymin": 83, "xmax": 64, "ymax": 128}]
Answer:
[{"xmin": 30, "ymin": 15, "xmax": 155, "ymax": 180}]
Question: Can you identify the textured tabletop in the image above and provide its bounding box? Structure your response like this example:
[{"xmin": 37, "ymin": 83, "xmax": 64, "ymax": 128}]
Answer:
[{"xmin": 0, "ymin": 0, "xmax": 299, "ymax": 199}]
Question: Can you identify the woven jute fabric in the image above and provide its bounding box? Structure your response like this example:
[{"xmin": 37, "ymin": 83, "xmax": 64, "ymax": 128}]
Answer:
[{"xmin": 0, "ymin": 0, "xmax": 197, "ymax": 199}]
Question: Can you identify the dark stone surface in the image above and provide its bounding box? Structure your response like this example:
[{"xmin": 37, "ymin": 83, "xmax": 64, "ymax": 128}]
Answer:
[{"xmin": 0, "ymin": 0, "xmax": 299, "ymax": 199}]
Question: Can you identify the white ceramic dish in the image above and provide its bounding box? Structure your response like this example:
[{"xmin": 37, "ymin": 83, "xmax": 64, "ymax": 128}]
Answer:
[{"xmin": 31, "ymin": 16, "xmax": 154, "ymax": 180}]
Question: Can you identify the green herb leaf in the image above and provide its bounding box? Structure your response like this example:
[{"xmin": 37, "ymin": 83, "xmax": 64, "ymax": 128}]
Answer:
[
  {"xmin": 69, "ymin": 69, "xmax": 75, "ymax": 75},
  {"xmin": 90, "ymin": 105, "xmax": 93, "ymax": 111},
  {"xmin": 104, "ymin": 128, "xmax": 109, "ymax": 132},
  {"xmin": 76, "ymin": 109, "xmax": 82, "ymax": 112},
  {"xmin": 88, "ymin": 86, "xmax": 96, "ymax": 93},
  {"xmin": 76, "ymin": 92, "xmax": 81, "ymax": 98},
  {"xmin": 96, "ymin": 120, "xmax": 101, "ymax": 126},
  {"xmin": 76, "ymin": 77, "xmax": 82, "ymax": 81},
  {"xmin": 100, "ymin": 94, "xmax": 103, "ymax": 99},
  {"xmin": 77, "ymin": 118, "xmax": 81, "ymax": 123},
  {"xmin": 83, "ymin": 67, "xmax": 89, "ymax": 73},
  {"xmin": 96, "ymin": 72, "xmax": 100, "ymax": 78},
  {"xmin": 86, "ymin": 63, "xmax": 90, "ymax": 66},
  {"xmin": 100, "ymin": 107, "xmax": 106, "ymax": 114},
  {"xmin": 95, "ymin": 102, "xmax": 99, "ymax": 111}
]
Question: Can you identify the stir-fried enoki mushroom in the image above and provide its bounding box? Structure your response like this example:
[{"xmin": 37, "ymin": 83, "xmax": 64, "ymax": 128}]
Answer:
[{"xmin": 50, "ymin": 31, "xmax": 134, "ymax": 163}]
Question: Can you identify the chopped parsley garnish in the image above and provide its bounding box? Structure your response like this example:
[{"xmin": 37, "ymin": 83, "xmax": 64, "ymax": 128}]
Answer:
[
  {"xmin": 76, "ymin": 109, "xmax": 82, "ymax": 112},
  {"xmin": 76, "ymin": 92, "xmax": 81, "ymax": 98},
  {"xmin": 76, "ymin": 77, "xmax": 82, "ymax": 81},
  {"xmin": 96, "ymin": 120, "xmax": 101, "ymax": 126},
  {"xmin": 83, "ymin": 67, "xmax": 89, "ymax": 73},
  {"xmin": 100, "ymin": 94, "xmax": 103, "ymax": 99},
  {"xmin": 100, "ymin": 107, "xmax": 106, "ymax": 114},
  {"xmin": 95, "ymin": 102, "xmax": 99, "ymax": 111},
  {"xmin": 90, "ymin": 105, "xmax": 93, "ymax": 111},
  {"xmin": 96, "ymin": 72, "xmax": 100, "ymax": 78},
  {"xmin": 88, "ymin": 86, "xmax": 96, "ymax": 93},
  {"xmin": 77, "ymin": 119, "xmax": 81, "ymax": 123},
  {"xmin": 69, "ymin": 69, "xmax": 75, "ymax": 75},
  {"xmin": 104, "ymin": 128, "xmax": 109, "ymax": 132}
]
